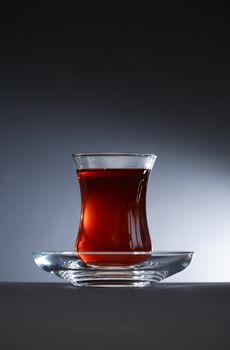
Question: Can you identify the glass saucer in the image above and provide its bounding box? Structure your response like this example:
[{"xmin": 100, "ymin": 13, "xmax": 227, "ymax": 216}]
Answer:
[{"xmin": 32, "ymin": 251, "xmax": 194, "ymax": 287}]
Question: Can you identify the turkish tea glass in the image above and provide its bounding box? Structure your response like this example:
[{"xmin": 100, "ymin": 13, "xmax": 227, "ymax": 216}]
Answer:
[{"xmin": 72, "ymin": 153, "xmax": 157, "ymax": 266}]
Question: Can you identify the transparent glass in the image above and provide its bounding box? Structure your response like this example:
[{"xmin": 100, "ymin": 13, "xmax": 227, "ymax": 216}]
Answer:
[
  {"xmin": 32, "ymin": 251, "xmax": 194, "ymax": 287},
  {"xmin": 72, "ymin": 153, "xmax": 157, "ymax": 265}
]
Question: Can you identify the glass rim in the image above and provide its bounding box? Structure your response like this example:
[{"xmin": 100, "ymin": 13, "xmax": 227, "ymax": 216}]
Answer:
[
  {"xmin": 72, "ymin": 152, "xmax": 157, "ymax": 159},
  {"xmin": 33, "ymin": 251, "xmax": 194, "ymax": 256}
]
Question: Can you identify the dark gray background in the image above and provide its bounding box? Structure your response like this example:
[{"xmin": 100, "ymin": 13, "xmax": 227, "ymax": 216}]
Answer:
[
  {"xmin": 0, "ymin": 7, "xmax": 229, "ymax": 282},
  {"xmin": 1, "ymin": 283, "xmax": 230, "ymax": 350}
]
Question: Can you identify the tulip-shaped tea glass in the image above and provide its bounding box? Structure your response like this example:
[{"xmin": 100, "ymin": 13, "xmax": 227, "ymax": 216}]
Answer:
[{"xmin": 72, "ymin": 153, "xmax": 156, "ymax": 265}]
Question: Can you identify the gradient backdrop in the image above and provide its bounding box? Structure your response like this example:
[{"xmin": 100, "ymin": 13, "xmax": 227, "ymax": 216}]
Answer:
[{"xmin": 1, "ymin": 8, "xmax": 229, "ymax": 282}]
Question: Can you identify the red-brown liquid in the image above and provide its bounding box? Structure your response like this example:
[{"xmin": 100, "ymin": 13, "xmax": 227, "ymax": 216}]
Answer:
[{"xmin": 75, "ymin": 168, "xmax": 152, "ymax": 265}]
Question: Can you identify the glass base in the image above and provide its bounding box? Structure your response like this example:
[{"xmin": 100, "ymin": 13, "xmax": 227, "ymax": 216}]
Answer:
[{"xmin": 32, "ymin": 251, "xmax": 194, "ymax": 287}]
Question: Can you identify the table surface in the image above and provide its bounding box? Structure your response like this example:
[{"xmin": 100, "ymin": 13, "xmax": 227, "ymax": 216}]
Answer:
[{"xmin": 0, "ymin": 283, "xmax": 230, "ymax": 350}]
